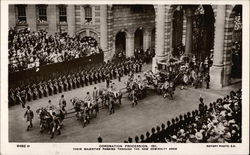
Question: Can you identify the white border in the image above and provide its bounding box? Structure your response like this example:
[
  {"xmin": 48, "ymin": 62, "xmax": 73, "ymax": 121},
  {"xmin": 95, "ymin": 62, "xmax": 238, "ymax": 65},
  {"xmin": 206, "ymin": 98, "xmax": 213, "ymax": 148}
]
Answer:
[{"xmin": 1, "ymin": 0, "xmax": 249, "ymax": 155}]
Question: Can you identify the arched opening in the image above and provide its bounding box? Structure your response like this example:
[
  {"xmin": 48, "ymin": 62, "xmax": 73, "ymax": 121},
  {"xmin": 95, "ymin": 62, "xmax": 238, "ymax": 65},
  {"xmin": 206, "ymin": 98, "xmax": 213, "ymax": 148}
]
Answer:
[
  {"xmin": 230, "ymin": 5, "xmax": 242, "ymax": 80},
  {"xmin": 134, "ymin": 27, "xmax": 144, "ymax": 50},
  {"xmin": 192, "ymin": 5, "xmax": 215, "ymax": 61},
  {"xmin": 115, "ymin": 31, "xmax": 126, "ymax": 59}
]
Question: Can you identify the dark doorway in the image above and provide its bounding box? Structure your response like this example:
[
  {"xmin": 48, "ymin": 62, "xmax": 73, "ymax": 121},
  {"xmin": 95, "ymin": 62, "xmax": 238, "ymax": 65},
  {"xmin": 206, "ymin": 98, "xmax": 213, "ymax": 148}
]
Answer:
[
  {"xmin": 115, "ymin": 32, "xmax": 126, "ymax": 54},
  {"xmin": 134, "ymin": 28, "xmax": 144, "ymax": 50}
]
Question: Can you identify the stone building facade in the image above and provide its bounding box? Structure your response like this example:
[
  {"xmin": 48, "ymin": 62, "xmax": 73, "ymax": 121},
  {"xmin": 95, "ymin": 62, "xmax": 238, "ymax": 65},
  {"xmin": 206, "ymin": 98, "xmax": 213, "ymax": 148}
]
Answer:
[{"xmin": 9, "ymin": 4, "xmax": 242, "ymax": 89}]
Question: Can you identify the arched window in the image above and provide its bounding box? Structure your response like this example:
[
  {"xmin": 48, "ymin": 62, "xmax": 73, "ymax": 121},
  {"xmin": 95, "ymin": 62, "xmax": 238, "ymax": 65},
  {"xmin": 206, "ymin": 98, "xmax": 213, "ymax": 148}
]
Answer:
[{"xmin": 85, "ymin": 6, "xmax": 92, "ymax": 22}]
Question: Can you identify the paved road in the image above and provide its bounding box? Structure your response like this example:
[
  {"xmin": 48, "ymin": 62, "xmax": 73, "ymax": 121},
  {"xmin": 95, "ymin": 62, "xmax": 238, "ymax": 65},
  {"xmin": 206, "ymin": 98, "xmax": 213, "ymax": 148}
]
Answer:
[{"xmin": 9, "ymin": 64, "xmax": 241, "ymax": 142}]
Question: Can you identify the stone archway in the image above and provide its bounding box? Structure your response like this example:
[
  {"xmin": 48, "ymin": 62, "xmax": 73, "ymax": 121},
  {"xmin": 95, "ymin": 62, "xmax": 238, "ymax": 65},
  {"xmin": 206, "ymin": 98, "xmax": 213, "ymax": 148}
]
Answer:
[{"xmin": 115, "ymin": 31, "xmax": 126, "ymax": 57}]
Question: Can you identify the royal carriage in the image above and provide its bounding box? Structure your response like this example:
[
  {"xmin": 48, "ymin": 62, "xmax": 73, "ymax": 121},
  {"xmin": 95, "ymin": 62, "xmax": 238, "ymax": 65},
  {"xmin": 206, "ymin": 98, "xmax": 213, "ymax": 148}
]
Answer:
[
  {"xmin": 70, "ymin": 97, "xmax": 98, "ymax": 127},
  {"xmin": 36, "ymin": 105, "xmax": 65, "ymax": 134}
]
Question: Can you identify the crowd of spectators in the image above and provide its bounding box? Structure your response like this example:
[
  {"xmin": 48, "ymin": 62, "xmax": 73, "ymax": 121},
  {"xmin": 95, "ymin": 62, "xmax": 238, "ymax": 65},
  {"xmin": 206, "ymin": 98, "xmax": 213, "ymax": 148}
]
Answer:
[
  {"xmin": 9, "ymin": 58, "xmax": 142, "ymax": 107},
  {"xmin": 113, "ymin": 48, "xmax": 155, "ymax": 64},
  {"xmin": 9, "ymin": 27, "xmax": 102, "ymax": 72},
  {"xmin": 124, "ymin": 89, "xmax": 242, "ymax": 143}
]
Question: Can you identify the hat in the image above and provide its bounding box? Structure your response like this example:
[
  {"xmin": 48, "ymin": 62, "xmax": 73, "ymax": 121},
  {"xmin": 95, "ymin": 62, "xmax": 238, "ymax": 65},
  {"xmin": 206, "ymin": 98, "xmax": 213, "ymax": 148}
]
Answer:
[
  {"xmin": 171, "ymin": 135, "xmax": 177, "ymax": 140},
  {"xmin": 228, "ymin": 119, "xmax": 236, "ymax": 124},
  {"xmin": 195, "ymin": 132, "xmax": 203, "ymax": 140},
  {"xmin": 224, "ymin": 132, "xmax": 231, "ymax": 141},
  {"xmin": 189, "ymin": 134, "xmax": 196, "ymax": 143}
]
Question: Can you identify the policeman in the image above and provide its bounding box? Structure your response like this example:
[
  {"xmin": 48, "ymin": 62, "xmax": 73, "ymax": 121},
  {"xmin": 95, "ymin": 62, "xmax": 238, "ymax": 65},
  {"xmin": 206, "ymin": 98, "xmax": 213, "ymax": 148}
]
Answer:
[{"xmin": 24, "ymin": 106, "xmax": 34, "ymax": 131}]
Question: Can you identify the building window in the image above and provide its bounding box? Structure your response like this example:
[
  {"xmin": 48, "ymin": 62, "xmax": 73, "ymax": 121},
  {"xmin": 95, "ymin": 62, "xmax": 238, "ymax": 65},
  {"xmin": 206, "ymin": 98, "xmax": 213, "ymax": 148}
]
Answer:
[
  {"xmin": 37, "ymin": 5, "xmax": 47, "ymax": 23},
  {"xmin": 16, "ymin": 5, "xmax": 26, "ymax": 24},
  {"xmin": 85, "ymin": 6, "xmax": 92, "ymax": 23},
  {"xmin": 59, "ymin": 5, "xmax": 67, "ymax": 23}
]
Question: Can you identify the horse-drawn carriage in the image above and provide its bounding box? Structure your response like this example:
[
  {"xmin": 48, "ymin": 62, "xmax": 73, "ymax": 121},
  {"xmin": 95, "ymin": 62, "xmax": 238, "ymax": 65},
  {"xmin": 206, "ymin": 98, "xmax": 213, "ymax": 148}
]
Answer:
[
  {"xmin": 100, "ymin": 88, "xmax": 123, "ymax": 114},
  {"xmin": 70, "ymin": 97, "xmax": 98, "ymax": 127},
  {"xmin": 36, "ymin": 105, "xmax": 65, "ymax": 134}
]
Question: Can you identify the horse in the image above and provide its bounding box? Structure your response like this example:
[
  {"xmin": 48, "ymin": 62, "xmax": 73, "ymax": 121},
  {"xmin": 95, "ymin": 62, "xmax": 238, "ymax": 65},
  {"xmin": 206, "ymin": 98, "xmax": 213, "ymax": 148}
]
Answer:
[{"xmin": 36, "ymin": 108, "xmax": 53, "ymax": 134}]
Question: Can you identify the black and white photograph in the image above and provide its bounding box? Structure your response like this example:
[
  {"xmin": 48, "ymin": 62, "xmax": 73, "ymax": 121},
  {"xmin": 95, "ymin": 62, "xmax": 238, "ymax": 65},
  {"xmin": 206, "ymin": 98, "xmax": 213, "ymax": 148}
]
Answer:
[{"xmin": 1, "ymin": 1, "xmax": 249, "ymax": 155}]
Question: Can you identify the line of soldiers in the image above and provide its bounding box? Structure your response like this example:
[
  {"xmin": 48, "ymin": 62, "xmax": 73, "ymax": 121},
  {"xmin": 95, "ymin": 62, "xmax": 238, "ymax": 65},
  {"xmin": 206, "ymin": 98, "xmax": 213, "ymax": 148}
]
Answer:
[{"xmin": 9, "ymin": 59, "xmax": 142, "ymax": 108}]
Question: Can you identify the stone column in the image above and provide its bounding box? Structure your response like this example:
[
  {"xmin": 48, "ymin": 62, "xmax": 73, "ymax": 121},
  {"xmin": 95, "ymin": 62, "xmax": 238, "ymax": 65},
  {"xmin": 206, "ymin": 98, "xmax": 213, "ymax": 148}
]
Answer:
[
  {"xmin": 210, "ymin": 5, "xmax": 226, "ymax": 89},
  {"xmin": 184, "ymin": 8, "xmax": 194, "ymax": 55},
  {"xmin": 126, "ymin": 34, "xmax": 134, "ymax": 58},
  {"xmin": 47, "ymin": 5, "xmax": 57, "ymax": 35},
  {"xmin": 67, "ymin": 5, "xmax": 75, "ymax": 37},
  {"xmin": 26, "ymin": 5, "xmax": 37, "ymax": 32},
  {"xmin": 143, "ymin": 30, "xmax": 151, "ymax": 51},
  {"xmin": 100, "ymin": 5, "xmax": 108, "ymax": 52},
  {"xmin": 153, "ymin": 5, "xmax": 165, "ymax": 73}
]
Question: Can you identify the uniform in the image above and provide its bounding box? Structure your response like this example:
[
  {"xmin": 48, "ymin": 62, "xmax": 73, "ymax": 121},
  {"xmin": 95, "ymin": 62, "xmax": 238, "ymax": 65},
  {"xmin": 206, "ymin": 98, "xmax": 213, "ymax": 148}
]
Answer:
[{"xmin": 24, "ymin": 108, "xmax": 34, "ymax": 131}]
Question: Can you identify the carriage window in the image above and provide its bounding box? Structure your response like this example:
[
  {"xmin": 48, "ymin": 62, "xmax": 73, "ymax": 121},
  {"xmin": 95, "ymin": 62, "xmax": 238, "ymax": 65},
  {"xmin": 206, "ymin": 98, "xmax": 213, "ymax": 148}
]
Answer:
[
  {"xmin": 59, "ymin": 5, "xmax": 67, "ymax": 23},
  {"xmin": 16, "ymin": 5, "xmax": 27, "ymax": 24},
  {"xmin": 38, "ymin": 5, "xmax": 47, "ymax": 22},
  {"xmin": 85, "ymin": 6, "xmax": 92, "ymax": 23}
]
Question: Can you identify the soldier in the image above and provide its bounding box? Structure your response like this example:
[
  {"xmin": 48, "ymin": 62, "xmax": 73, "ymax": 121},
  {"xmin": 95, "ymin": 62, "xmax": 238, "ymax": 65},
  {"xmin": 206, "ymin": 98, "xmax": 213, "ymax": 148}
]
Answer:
[
  {"xmin": 9, "ymin": 89, "xmax": 16, "ymax": 106},
  {"xmin": 101, "ymin": 69, "xmax": 106, "ymax": 82},
  {"xmin": 92, "ymin": 87, "xmax": 99, "ymax": 102},
  {"xmin": 49, "ymin": 81, "xmax": 54, "ymax": 95},
  {"xmin": 20, "ymin": 88, "xmax": 27, "ymax": 105},
  {"xmin": 117, "ymin": 68, "xmax": 122, "ymax": 82},
  {"xmin": 63, "ymin": 77, "xmax": 68, "ymax": 92},
  {"xmin": 50, "ymin": 112, "xmax": 61, "ymax": 139},
  {"xmin": 94, "ymin": 71, "xmax": 98, "ymax": 84},
  {"xmin": 91, "ymin": 72, "xmax": 95, "ymax": 85},
  {"xmin": 43, "ymin": 83, "xmax": 49, "ymax": 97},
  {"xmin": 98, "ymin": 70, "xmax": 102, "ymax": 83},
  {"xmin": 67, "ymin": 76, "xmax": 72, "ymax": 91},
  {"xmin": 105, "ymin": 74, "xmax": 110, "ymax": 88},
  {"xmin": 58, "ymin": 78, "xmax": 63, "ymax": 93},
  {"xmin": 76, "ymin": 74, "xmax": 81, "ymax": 88},
  {"xmin": 84, "ymin": 92, "xmax": 92, "ymax": 102},
  {"xmin": 33, "ymin": 87, "xmax": 39, "ymax": 100},
  {"xmin": 54, "ymin": 80, "xmax": 59, "ymax": 94},
  {"xmin": 204, "ymin": 72, "xmax": 210, "ymax": 89},
  {"xmin": 59, "ymin": 95, "xmax": 67, "ymax": 111},
  {"xmin": 131, "ymin": 89, "xmax": 138, "ymax": 107},
  {"xmin": 204, "ymin": 57, "xmax": 210, "ymax": 73},
  {"xmin": 27, "ymin": 86, "xmax": 33, "ymax": 102},
  {"xmin": 79, "ymin": 73, "xmax": 83, "ymax": 87},
  {"xmin": 72, "ymin": 75, "xmax": 77, "ymax": 89},
  {"xmin": 85, "ymin": 73, "xmax": 89, "ymax": 86},
  {"xmin": 109, "ymin": 96, "xmax": 115, "ymax": 115},
  {"xmin": 38, "ymin": 83, "xmax": 43, "ymax": 98},
  {"xmin": 24, "ymin": 106, "xmax": 34, "ymax": 131}
]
